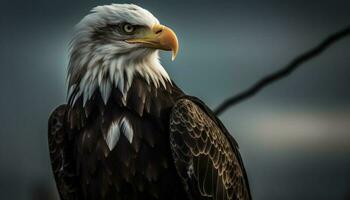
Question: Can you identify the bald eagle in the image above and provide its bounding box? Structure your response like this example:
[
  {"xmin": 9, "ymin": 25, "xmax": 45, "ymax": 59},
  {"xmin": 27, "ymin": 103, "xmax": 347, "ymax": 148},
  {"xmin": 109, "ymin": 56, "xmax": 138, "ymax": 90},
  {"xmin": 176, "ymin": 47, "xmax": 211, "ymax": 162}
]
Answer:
[{"xmin": 48, "ymin": 4, "xmax": 251, "ymax": 200}]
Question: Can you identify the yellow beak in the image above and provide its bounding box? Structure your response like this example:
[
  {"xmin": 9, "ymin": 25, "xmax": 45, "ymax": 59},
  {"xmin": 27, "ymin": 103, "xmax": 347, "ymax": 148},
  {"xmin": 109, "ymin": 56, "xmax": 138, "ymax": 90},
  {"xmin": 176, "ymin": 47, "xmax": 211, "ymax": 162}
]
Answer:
[{"xmin": 126, "ymin": 24, "xmax": 179, "ymax": 61}]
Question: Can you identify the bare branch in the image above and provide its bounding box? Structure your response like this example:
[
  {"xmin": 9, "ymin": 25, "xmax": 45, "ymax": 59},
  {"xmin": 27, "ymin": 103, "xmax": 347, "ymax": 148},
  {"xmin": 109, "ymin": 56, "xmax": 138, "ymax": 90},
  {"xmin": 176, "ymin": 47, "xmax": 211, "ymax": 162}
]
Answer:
[{"xmin": 214, "ymin": 25, "xmax": 350, "ymax": 116}]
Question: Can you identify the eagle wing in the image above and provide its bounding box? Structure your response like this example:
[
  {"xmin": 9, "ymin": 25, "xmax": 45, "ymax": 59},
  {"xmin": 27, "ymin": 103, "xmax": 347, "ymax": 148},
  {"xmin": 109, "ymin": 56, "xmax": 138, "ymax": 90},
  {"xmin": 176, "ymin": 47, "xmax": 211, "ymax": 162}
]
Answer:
[
  {"xmin": 48, "ymin": 105, "xmax": 80, "ymax": 200},
  {"xmin": 169, "ymin": 97, "xmax": 251, "ymax": 200}
]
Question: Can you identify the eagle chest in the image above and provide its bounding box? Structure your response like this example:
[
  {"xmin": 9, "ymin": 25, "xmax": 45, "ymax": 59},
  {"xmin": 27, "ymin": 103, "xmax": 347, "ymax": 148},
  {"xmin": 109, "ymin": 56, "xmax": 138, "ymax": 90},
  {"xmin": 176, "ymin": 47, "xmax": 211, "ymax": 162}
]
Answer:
[{"xmin": 76, "ymin": 108, "xmax": 186, "ymax": 200}]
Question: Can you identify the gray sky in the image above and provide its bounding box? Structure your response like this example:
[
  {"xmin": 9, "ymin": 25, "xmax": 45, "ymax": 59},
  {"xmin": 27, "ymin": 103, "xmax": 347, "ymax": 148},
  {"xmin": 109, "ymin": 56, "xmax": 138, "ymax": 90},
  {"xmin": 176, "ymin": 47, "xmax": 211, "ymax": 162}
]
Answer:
[{"xmin": 1, "ymin": 0, "xmax": 350, "ymax": 199}]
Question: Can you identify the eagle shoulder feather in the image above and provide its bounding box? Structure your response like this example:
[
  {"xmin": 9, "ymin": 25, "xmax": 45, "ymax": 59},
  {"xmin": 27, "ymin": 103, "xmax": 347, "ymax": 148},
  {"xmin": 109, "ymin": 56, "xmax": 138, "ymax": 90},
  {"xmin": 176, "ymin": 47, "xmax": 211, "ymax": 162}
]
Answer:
[
  {"xmin": 48, "ymin": 105, "xmax": 80, "ymax": 200},
  {"xmin": 169, "ymin": 97, "xmax": 252, "ymax": 200}
]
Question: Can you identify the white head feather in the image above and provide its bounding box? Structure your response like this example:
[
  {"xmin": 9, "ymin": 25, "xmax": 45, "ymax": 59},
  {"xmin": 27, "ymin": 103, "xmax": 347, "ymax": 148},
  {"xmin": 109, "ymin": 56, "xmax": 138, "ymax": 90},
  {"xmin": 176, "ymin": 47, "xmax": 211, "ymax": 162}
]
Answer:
[{"xmin": 67, "ymin": 4, "xmax": 171, "ymax": 106}]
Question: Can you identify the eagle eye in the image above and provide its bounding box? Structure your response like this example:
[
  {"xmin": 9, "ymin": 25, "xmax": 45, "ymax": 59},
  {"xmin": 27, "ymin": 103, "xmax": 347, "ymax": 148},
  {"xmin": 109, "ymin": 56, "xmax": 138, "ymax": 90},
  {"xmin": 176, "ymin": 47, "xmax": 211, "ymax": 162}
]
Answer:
[{"xmin": 121, "ymin": 23, "xmax": 135, "ymax": 34}]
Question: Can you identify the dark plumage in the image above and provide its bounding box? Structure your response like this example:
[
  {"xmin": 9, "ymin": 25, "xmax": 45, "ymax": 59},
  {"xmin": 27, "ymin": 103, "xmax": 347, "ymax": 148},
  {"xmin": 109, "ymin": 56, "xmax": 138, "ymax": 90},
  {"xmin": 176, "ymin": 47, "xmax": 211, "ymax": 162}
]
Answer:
[{"xmin": 49, "ymin": 77, "xmax": 251, "ymax": 200}]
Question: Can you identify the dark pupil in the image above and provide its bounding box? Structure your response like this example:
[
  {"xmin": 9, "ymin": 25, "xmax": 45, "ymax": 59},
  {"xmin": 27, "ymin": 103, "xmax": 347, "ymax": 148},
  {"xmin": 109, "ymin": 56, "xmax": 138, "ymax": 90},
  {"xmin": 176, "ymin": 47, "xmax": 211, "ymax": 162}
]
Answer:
[{"xmin": 125, "ymin": 25, "xmax": 132, "ymax": 32}]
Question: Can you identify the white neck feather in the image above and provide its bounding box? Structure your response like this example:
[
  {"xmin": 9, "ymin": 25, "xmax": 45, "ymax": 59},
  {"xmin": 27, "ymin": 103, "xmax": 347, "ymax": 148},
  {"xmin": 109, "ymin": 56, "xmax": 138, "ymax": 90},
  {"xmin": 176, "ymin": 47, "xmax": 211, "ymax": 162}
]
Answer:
[{"xmin": 67, "ymin": 50, "xmax": 171, "ymax": 107}]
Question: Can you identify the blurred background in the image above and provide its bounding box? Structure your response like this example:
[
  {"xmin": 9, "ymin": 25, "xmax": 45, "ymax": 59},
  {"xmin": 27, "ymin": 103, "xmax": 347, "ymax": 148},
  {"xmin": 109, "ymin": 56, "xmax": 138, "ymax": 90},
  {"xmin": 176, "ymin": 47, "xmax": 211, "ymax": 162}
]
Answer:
[{"xmin": 1, "ymin": 0, "xmax": 350, "ymax": 199}]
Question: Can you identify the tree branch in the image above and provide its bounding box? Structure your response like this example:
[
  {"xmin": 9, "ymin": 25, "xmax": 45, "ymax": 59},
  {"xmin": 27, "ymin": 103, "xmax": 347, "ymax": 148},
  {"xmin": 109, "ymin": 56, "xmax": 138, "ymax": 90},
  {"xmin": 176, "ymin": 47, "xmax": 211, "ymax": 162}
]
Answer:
[{"xmin": 214, "ymin": 25, "xmax": 350, "ymax": 116}]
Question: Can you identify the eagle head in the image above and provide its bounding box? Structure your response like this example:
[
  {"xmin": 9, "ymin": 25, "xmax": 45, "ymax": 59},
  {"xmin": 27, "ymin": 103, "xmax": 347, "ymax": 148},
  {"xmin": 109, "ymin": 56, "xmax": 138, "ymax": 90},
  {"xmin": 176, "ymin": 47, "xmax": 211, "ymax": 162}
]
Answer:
[{"xmin": 67, "ymin": 4, "xmax": 179, "ymax": 106}]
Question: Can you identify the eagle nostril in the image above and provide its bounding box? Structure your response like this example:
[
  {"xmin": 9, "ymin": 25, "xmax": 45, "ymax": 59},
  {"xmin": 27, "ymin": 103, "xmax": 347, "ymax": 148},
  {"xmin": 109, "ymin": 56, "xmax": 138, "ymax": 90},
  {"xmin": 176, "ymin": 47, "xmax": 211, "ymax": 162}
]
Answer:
[{"xmin": 155, "ymin": 29, "xmax": 163, "ymax": 35}]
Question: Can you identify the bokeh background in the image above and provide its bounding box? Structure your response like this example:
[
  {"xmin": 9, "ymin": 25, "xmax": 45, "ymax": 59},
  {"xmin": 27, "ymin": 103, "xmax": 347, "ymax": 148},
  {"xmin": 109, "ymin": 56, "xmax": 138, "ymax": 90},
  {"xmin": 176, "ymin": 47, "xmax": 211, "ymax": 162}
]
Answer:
[{"xmin": 1, "ymin": 0, "xmax": 350, "ymax": 199}]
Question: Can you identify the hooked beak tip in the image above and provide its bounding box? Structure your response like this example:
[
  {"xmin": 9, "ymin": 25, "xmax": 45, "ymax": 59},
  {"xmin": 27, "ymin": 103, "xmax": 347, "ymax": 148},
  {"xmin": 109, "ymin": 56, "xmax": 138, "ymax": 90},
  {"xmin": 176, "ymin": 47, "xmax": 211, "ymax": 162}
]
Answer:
[{"xmin": 172, "ymin": 50, "xmax": 177, "ymax": 61}]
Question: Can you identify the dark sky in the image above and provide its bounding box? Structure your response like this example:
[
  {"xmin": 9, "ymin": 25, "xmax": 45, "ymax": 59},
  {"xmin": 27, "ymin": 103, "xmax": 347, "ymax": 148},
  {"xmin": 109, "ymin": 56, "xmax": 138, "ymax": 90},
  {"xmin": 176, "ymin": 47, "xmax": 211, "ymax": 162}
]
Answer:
[{"xmin": 1, "ymin": 1, "xmax": 350, "ymax": 199}]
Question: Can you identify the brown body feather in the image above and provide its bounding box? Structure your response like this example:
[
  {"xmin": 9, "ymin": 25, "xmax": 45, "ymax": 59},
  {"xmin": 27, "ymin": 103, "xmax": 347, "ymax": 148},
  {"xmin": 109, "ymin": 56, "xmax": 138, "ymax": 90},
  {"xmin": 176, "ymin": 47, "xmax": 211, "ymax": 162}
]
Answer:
[{"xmin": 48, "ymin": 76, "xmax": 251, "ymax": 200}]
